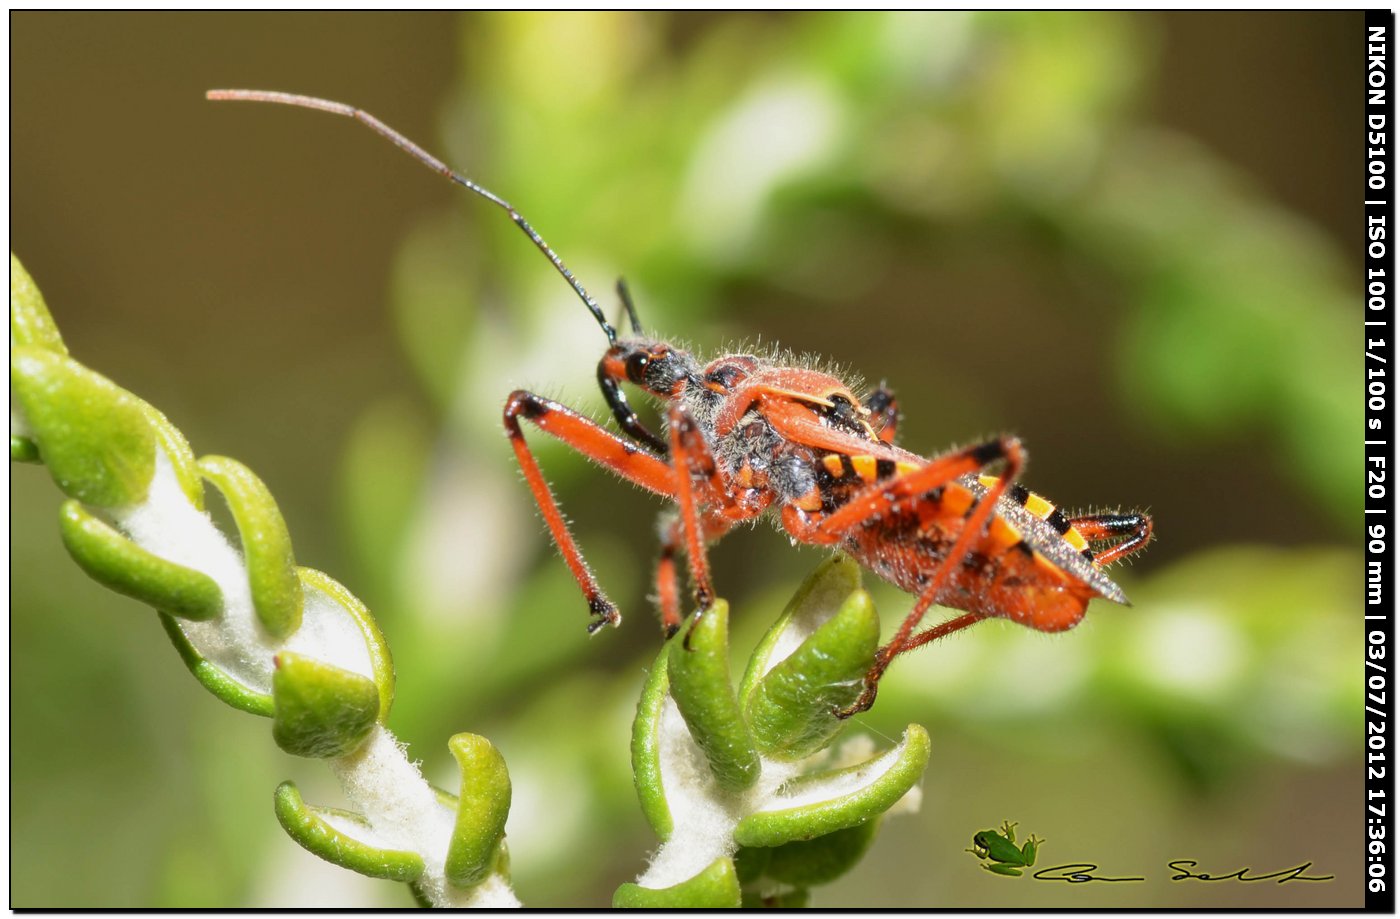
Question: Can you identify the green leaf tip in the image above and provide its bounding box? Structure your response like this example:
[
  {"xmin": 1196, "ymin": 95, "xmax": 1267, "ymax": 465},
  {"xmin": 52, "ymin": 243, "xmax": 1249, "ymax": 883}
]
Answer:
[
  {"xmin": 11, "ymin": 346, "xmax": 156, "ymax": 507},
  {"xmin": 614, "ymin": 856, "xmax": 742, "ymax": 908},
  {"xmin": 272, "ymin": 651, "xmax": 379, "ymax": 758},
  {"xmin": 744, "ymin": 588, "xmax": 879, "ymax": 760},
  {"xmin": 667, "ymin": 601, "xmax": 761, "ymax": 793},
  {"xmin": 445, "ymin": 733, "xmax": 512, "ymax": 889},
  {"xmin": 159, "ymin": 613, "xmax": 274, "ymax": 716},
  {"xmin": 734, "ymin": 723, "xmax": 930, "ymax": 848},
  {"xmin": 58, "ymin": 500, "xmax": 223, "ymax": 621},
  {"xmin": 274, "ymin": 781, "xmax": 425, "ymax": 882},
  {"xmin": 199, "ymin": 456, "xmax": 303, "ymax": 639},
  {"xmin": 10, "ymin": 253, "xmax": 67, "ymax": 355}
]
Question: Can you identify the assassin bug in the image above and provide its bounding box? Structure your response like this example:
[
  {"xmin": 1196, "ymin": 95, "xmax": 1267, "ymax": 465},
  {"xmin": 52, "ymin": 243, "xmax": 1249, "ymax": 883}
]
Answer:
[{"xmin": 208, "ymin": 90, "xmax": 1154, "ymax": 716}]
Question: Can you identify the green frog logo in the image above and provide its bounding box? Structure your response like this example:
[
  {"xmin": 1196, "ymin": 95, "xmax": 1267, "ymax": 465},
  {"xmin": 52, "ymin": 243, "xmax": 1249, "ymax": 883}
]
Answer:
[{"xmin": 966, "ymin": 821, "xmax": 1043, "ymax": 877}]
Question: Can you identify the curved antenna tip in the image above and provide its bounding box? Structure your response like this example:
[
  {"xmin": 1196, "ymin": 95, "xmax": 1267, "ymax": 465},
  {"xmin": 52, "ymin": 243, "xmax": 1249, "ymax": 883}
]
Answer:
[{"xmin": 205, "ymin": 88, "xmax": 618, "ymax": 344}]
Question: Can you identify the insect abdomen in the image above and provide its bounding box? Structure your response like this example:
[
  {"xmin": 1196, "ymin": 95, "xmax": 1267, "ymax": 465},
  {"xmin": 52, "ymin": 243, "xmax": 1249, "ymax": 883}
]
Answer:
[{"xmin": 814, "ymin": 456, "xmax": 1123, "ymax": 631}]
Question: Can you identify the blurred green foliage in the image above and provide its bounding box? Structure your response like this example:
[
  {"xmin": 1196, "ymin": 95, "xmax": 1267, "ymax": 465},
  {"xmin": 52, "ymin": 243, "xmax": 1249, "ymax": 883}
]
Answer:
[{"xmin": 12, "ymin": 11, "xmax": 1360, "ymax": 908}]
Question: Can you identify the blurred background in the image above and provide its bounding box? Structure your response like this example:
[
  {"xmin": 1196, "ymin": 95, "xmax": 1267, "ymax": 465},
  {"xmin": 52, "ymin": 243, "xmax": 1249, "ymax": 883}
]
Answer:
[{"xmin": 12, "ymin": 11, "xmax": 1361, "ymax": 908}]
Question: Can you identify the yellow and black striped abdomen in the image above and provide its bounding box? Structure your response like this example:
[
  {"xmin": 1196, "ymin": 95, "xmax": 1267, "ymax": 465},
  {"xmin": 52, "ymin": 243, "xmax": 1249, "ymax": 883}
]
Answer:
[
  {"xmin": 813, "ymin": 450, "xmax": 1129, "ymax": 608},
  {"xmin": 819, "ymin": 452, "xmax": 917, "ymax": 485},
  {"xmin": 977, "ymin": 475, "xmax": 1092, "ymax": 559}
]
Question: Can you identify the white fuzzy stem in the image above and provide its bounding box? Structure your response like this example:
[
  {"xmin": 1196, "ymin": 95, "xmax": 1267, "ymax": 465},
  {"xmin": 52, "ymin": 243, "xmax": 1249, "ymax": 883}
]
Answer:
[
  {"xmin": 52, "ymin": 430, "xmax": 518, "ymax": 908},
  {"xmin": 330, "ymin": 728, "xmax": 520, "ymax": 908}
]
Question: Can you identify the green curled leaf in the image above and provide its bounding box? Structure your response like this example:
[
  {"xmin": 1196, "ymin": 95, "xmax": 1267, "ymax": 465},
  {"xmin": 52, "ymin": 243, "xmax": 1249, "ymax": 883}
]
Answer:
[
  {"xmin": 271, "ymin": 651, "xmax": 379, "ymax": 759},
  {"xmin": 613, "ymin": 856, "xmax": 741, "ymax": 909},
  {"xmin": 444, "ymin": 733, "xmax": 512, "ymax": 889},
  {"xmin": 10, "ymin": 253, "xmax": 67, "ymax": 354},
  {"xmin": 199, "ymin": 455, "xmax": 302, "ymax": 639},
  {"xmin": 744, "ymin": 589, "xmax": 879, "ymax": 760},
  {"xmin": 734, "ymin": 724, "xmax": 930, "ymax": 848},
  {"xmin": 667, "ymin": 601, "xmax": 760, "ymax": 793},
  {"xmin": 12, "ymin": 435, "xmax": 41, "ymax": 462},
  {"xmin": 738, "ymin": 555, "xmax": 862, "ymax": 707},
  {"xmin": 299, "ymin": 567, "xmax": 394, "ymax": 723},
  {"xmin": 631, "ymin": 646, "xmax": 673, "ymax": 840},
  {"xmin": 274, "ymin": 781, "xmax": 424, "ymax": 882},
  {"xmin": 761, "ymin": 818, "xmax": 881, "ymax": 887},
  {"xmin": 11, "ymin": 346, "xmax": 155, "ymax": 507},
  {"xmin": 159, "ymin": 613, "xmax": 274, "ymax": 716},
  {"xmin": 58, "ymin": 500, "xmax": 222, "ymax": 621}
]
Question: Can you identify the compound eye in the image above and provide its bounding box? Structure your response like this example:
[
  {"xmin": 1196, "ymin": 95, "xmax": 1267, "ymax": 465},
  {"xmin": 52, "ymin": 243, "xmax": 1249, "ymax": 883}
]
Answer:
[{"xmin": 625, "ymin": 353, "xmax": 650, "ymax": 384}]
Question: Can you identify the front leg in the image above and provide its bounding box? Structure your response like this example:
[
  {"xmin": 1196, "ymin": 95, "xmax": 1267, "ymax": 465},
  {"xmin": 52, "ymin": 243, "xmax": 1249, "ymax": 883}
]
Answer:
[{"xmin": 504, "ymin": 390, "xmax": 679, "ymax": 633}]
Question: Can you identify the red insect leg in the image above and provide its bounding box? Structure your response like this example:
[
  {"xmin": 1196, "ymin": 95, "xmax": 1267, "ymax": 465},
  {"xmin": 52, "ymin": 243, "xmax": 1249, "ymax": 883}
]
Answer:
[
  {"xmin": 882, "ymin": 611, "xmax": 984, "ymax": 656},
  {"xmin": 503, "ymin": 390, "xmax": 679, "ymax": 633},
  {"xmin": 505, "ymin": 388, "xmax": 769, "ymax": 635},
  {"xmin": 654, "ymin": 527, "xmax": 682, "ymax": 636}
]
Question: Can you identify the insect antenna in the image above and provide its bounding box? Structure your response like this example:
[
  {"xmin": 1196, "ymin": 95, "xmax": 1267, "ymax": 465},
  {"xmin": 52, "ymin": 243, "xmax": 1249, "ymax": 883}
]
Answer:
[
  {"xmin": 206, "ymin": 89, "xmax": 619, "ymax": 344},
  {"xmin": 615, "ymin": 277, "xmax": 645, "ymax": 336}
]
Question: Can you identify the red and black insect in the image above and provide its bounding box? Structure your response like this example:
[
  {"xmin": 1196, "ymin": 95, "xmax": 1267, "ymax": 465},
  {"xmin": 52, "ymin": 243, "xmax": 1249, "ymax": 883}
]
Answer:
[{"xmin": 209, "ymin": 90, "xmax": 1154, "ymax": 716}]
